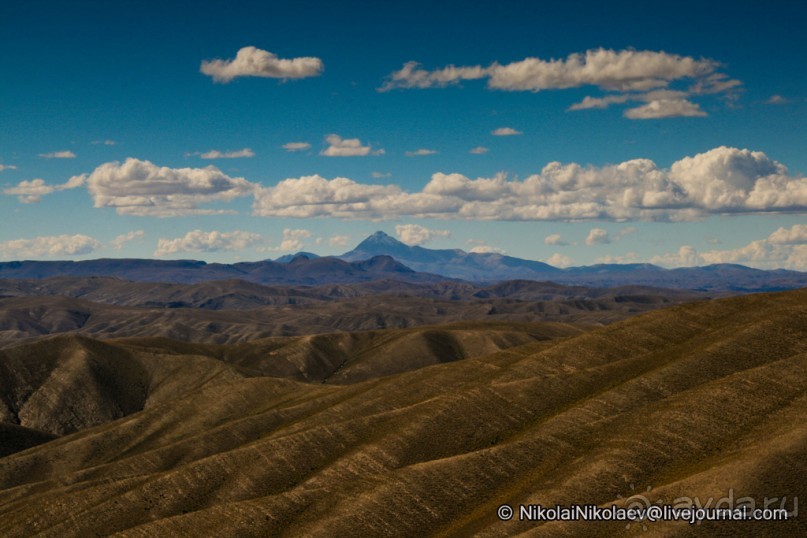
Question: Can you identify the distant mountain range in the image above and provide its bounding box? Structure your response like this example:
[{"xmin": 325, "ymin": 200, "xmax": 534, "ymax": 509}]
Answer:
[{"xmin": 0, "ymin": 231, "xmax": 804, "ymax": 291}]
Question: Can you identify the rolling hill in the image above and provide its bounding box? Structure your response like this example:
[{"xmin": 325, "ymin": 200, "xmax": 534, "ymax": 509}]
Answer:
[{"xmin": 0, "ymin": 289, "xmax": 805, "ymax": 536}]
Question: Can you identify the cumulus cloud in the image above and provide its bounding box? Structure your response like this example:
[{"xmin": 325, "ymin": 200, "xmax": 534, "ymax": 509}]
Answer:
[
  {"xmin": 492, "ymin": 127, "xmax": 522, "ymax": 136},
  {"xmin": 320, "ymin": 134, "xmax": 380, "ymax": 157},
  {"xmin": 109, "ymin": 230, "xmax": 145, "ymax": 250},
  {"xmin": 0, "ymin": 234, "xmax": 102, "ymax": 259},
  {"xmin": 200, "ymin": 46, "xmax": 323, "ymax": 83},
  {"xmin": 277, "ymin": 228, "xmax": 312, "ymax": 251},
  {"xmin": 405, "ymin": 148, "xmax": 438, "ymax": 157},
  {"xmin": 767, "ymin": 224, "xmax": 807, "ymax": 244},
  {"xmin": 469, "ymin": 245, "xmax": 505, "ymax": 254},
  {"xmin": 328, "ymin": 234, "xmax": 350, "ymax": 247},
  {"xmin": 0, "ymin": 164, "xmax": 18, "ymax": 171},
  {"xmin": 282, "ymin": 142, "xmax": 312, "ymax": 152},
  {"xmin": 651, "ymin": 224, "xmax": 807, "ymax": 270},
  {"xmin": 84, "ymin": 158, "xmax": 254, "ymax": 216},
  {"xmin": 252, "ymin": 147, "xmax": 806, "ymax": 221},
  {"xmin": 544, "ymin": 233, "xmax": 568, "ymax": 246},
  {"xmin": 469, "ymin": 146, "xmax": 489, "ymax": 154},
  {"xmin": 199, "ymin": 148, "xmax": 255, "ymax": 159},
  {"xmin": 154, "ymin": 229, "xmax": 263, "ymax": 256},
  {"xmin": 623, "ymin": 99, "xmax": 706, "ymax": 119},
  {"xmin": 381, "ymin": 49, "xmax": 738, "ymax": 119},
  {"xmin": 547, "ymin": 253, "xmax": 572, "ymax": 268},
  {"xmin": 395, "ymin": 224, "xmax": 450, "ymax": 246},
  {"xmin": 585, "ymin": 228, "xmax": 610, "ymax": 246},
  {"xmin": 3, "ymin": 175, "xmax": 86, "ymax": 203},
  {"xmin": 381, "ymin": 49, "xmax": 720, "ymax": 92},
  {"xmin": 39, "ymin": 151, "xmax": 76, "ymax": 159}
]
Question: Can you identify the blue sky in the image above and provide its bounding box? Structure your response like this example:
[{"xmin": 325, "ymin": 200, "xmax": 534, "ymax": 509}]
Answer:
[{"xmin": 1, "ymin": 0, "xmax": 805, "ymax": 269}]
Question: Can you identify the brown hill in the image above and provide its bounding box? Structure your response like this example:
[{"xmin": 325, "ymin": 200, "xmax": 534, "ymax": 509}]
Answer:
[
  {"xmin": 0, "ymin": 289, "xmax": 805, "ymax": 536},
  {"xmin": 0, "ymin": 279, "xmax": 708, "ymax": 347}
]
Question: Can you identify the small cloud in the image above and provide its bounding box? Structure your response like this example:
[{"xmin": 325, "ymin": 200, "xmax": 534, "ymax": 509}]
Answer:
[
  {"xmin": 469, "ymin": 244, "xmax": 505, "ymax": 254},
  {"xmin": 492, "ymin": 127, "xmax": 522, "ymax": 136},
  {"xmin": 544, "ymin": 233, "xmax": 568, "ymax": 246},
  {"xmin": 585, "ymin": 228, "xmax": 610, "ymax": 246},
  {"xmin": 282, "ymin": 142, "xmax": 311, "ymax": 152},
  {"xmin": 405, "ymin": 148, "xmax": 438, "ymax": 157},
  {"xmin": 0, "ymin": 234, "xmax": 102, "ymax": 259},
  {"xmin": 395, "ymin": 224, "xmax": 450, "ymax": 246},
  {"xmin": 371, "ymin": 171, "xmax": 392, "ymax": 179},
  {"xmin": 0, "ymin": 164, "xmax": 17, "ymax": 172},
  {"xmin": 623, "ymin": 99, "xmax": 706, "ymax": 119},
  {"xmin": 155, "ymin": 229, "xmax": 263, "ymax": 256},
  {"xmin": 595, "ymin": 252, "xmax": 640, "ymax": 264},
  {"xmin": 92, "ymin": 140, "xmax": 116, "ymax": 146},
  {"xmin": 547, "ymin": 253, "xmax": 572, "ymax": 268},
  {"xmin": 199, "ymin": 148, "xmax": 255, "ymax": 159},
  {"xmin": 616, "ymin": 226, "xmax": 637, "ymax": 240},
  {"xmin": 277, "ymin": 228, "xmax": 312, "ymax": 251},
  {"xmin": 200, "ymin": 46, "xmax": 323, "ymax": 83},
  {"xmin": 328, "ymin": 234, "xmax": 350, "ymax": 247},
  {"xmin": 109, "ymin": 230, "xmax": 145, "ymax": 250},
  {"xmin": 469, "ymin": 146, "xmax": 489, "ymax": 154},
  {"xmin": 3, "ymin": 175, "xmax": 85, "ymax": 203},
  {"xmin": 321, "ymin": 134, "xmax": 379, "ymax": 157},
  {"xmin": 39, "ymin": 150, "xmax": 76, "ymax": 159},
  {"xmin": 765, "ymin": 95, "xmax": 789, "ymax": 105}
]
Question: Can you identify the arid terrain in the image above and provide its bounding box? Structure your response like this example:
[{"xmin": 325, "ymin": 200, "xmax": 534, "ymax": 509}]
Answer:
[{"xmin": 0, "ymin": 280, "xmax": 805, "ymax": 536}]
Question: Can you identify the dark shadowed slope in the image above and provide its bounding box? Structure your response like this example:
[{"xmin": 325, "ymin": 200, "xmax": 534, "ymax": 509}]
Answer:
[{"xmin": 0, "ymin": 289, "xmax": 805, "ymax": 536}]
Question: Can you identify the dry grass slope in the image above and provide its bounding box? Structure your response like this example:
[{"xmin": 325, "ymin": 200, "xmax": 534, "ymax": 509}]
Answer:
[{"xmin": 0, "ymin": 289, "xmax": 805, "ymax": 536}]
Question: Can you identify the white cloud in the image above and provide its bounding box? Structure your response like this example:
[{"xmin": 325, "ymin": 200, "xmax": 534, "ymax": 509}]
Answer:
[
  {"xmin": 544, "ymin": 233, "xmax": 568, "ymax": 246},
  {"xmin": 282, "ymin": 142, "xmax": 312, "ymax": 152},
  {"xmin": 395, "ymin": 224, "xmax": 450, "ymax": 246},
  {"xmin": 767, "ymin": 224, "xmax": 807, "ymax": 244},
  {"xmin": 469, "ymin": 146, "xmax": 489, "ymax": 154},
  {"xmin": 200, "ymin": 46, "xmax": 323, "ymax": 83},
  {"xmin": 380, "ymin": 49, "xmax": 738, "ymax": 120},
  {"xmin": 39, "ymin": 151, "xmax": 76, "ymax": 159},
  {"xmin": 277, "ymin": 228, "xmax": 312, "ymax": 251},
  {"xmin": 651, "ymin": 225, "xmax": 807, "ymax": 270},
  {"xmin": 252, "ymin": 147, "xmax": 806, "ymax": 221},
  {"xmin": 0, "ymin": 164, "xmax": 18, "ymax": 171},
  {"xmin": 0, "ymin": 234, "xmax": 102, "ymax": 259},
  {"xmin": 92, "ymin": 140, "xmax": 116, "ymax": 146},
  {"xmin": 623, "ymin": 98, "xmax": 706, "ymax": 119},
  {"xmin": 765, "ymin": 95, "xmax": 788, "ymax": 105},
  {"xmin": 371, "ymin": 171, "xmax": 392, "ymax": 178},
  {"xmin": 320, "ymin": 134, "xmax": 380, "ymax": 157},
  {"xmin": 469, "ymin": 245, "xmax": 505, "ymax": 254},
  {"xmin": 109, "ymin": 230, "xmax": 145, "ymax": 250},
  {"xmin": 154, "ymin": 229, "xmax": 263, "ymax": 256},
  {"xmin": 84, "ymin": 158, "xmax": 254, "ymax": 216},
  {"xmin": 3, "ymin": 175, "xmax": 86, "ymax": 203},
  {"xmin": 492, "ymin": 127, "xmax": 522, "ymax": 136},
  {"xmin": 405, "ymin": 148, "xmax": 438, "ymax": 157},
  {"xmin": 585, "ymin": 228, "xmax": 610, "ymax": 246},
  {"xmin": 381, "ymin": 49, "xmax": 720, "ymax": 92},
  {"xmin": 328, "ymin": 234, "xmax": 350, "ymax": 247},
  {"xmin": 595, "ymin": 252, "xmax": 641, "ymax": 264},
  {"xmin": 547, "ymin": 253, "xmax": 572, "ymax": 268},
  {"xmin": 199, "ymin": 148, "xmax": 255, "ymax": 159}
]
